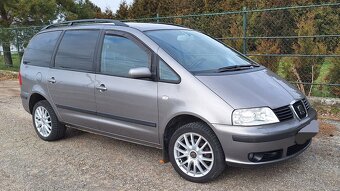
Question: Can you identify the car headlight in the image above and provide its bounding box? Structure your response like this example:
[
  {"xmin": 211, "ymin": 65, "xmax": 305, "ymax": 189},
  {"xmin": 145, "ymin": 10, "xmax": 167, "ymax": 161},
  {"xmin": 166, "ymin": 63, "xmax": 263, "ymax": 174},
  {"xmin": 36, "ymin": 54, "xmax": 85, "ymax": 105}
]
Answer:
[{"xmin": 232, "ymin": 107, "xmax": 279, "ymax": 126}]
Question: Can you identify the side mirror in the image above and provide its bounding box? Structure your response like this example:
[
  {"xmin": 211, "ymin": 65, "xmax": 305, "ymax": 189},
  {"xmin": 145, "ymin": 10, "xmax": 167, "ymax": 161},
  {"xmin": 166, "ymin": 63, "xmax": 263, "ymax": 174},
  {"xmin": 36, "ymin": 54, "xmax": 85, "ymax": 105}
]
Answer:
[{"xmin": 128, "ymin": 67, "xmax": 152, "ymax": 79}]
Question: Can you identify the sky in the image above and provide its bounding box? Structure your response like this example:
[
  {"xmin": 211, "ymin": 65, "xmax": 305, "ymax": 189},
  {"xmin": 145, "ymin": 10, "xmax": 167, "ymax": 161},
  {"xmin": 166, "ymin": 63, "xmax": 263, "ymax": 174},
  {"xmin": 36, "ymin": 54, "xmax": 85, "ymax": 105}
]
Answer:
[{"xmin": 90, "ymin": 0, "xmax": 134, "ymax": 13}]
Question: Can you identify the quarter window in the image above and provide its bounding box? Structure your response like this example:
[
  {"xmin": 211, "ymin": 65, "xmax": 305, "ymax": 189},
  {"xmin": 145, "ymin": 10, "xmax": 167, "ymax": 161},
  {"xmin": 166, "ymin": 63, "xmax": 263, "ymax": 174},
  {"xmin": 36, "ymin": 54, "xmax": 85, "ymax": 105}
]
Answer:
[
  {"xmin": 55, "ymin": 30, "xmax": 100, "ymax": 72},
  {"xmin": 100, "ymin": 35, "xmax": 150, "ymax": 77},
  {"xmin": 159, "ymin": 59, "xmax": 180, "ymax": 83},
  {"xmin": 24, "ymin": 31, "xmax": 61, "ymax": 67}
]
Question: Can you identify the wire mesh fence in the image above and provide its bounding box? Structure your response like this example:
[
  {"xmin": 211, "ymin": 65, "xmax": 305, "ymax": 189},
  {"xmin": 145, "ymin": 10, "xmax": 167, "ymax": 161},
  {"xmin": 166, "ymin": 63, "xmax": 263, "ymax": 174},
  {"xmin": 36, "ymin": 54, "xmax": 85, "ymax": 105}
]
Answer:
[{"xmin": 0, "ymin": 3, "xmax": 339, "ymax": 97}]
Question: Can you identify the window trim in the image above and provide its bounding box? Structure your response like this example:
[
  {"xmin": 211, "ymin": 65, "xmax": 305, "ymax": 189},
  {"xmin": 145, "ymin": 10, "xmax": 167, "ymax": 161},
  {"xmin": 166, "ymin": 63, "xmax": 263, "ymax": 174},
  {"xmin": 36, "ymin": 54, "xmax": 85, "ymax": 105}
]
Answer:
[
  {"xmin": 52, "ymin": 29, "xmax": 101, "ymax": 73},
  {"xmin": 96, "ymin": 30, "xmax": 156, "ymax": 81},
  {"xmin": 157, "ymin": 57, "xmax": 181, "ymax": 84}
]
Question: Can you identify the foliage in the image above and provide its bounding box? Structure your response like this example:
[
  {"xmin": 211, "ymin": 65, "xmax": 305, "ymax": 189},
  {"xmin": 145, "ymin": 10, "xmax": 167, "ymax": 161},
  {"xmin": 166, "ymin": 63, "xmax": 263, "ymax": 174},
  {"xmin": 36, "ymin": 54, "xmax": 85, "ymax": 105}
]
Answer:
[
  {"xmin": 115, "ymin": 1, "xmax": 129, "ymax": 20},
  {"xmin": 251, "ymin": 40, "xmax": 281, "ymax": 72},
  {"xmin": 326, "ymin": 45, "xmax": 340, "ymax": 97}
]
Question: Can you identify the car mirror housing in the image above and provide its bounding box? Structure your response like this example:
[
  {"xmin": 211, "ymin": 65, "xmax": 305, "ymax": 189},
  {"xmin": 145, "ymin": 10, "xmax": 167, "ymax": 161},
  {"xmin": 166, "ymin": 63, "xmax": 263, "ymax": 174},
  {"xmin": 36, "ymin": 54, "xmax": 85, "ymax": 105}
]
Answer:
[{"xmin": 128, "ymin": 67, "xmax": 152, "ymax": 79}]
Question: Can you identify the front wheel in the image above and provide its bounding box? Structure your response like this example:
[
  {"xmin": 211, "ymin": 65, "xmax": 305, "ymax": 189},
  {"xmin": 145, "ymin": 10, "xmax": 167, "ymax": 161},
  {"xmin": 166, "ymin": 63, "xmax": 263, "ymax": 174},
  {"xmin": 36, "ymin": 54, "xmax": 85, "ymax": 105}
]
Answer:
[{"xmin": 169, "ymin": 122, "xmax": 225, "ymax": 183}]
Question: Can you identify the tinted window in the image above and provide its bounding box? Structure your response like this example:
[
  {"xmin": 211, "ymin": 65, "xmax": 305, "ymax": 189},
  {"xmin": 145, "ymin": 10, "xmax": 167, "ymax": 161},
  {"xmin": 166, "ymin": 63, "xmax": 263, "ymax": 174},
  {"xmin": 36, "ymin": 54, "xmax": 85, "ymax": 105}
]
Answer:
[
  {"xmin": 146, "ymin": 30, "xmax": 255, "ymax": 73},
  {"xmin": 55, "ymin": 30, "xmax": 99, "ymax": 71},
  {"xmin": 101, "ymin": 35, "xmax": 149, "ymax": 77},
  {"xmin": 159, "ymin": 60, "xmax": 179, "ymax": 82},
  {"xmin": 24, "ymin": 31, "xmax": 61, "ymax": 67}
]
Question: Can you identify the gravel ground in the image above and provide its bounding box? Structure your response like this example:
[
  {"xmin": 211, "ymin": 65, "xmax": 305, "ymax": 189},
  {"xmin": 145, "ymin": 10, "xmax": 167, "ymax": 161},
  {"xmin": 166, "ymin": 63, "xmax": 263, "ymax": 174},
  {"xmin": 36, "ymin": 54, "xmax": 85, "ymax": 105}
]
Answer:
[{"xmin": 0, "ymin": 80, "xmax": 339, "ymax": 190}]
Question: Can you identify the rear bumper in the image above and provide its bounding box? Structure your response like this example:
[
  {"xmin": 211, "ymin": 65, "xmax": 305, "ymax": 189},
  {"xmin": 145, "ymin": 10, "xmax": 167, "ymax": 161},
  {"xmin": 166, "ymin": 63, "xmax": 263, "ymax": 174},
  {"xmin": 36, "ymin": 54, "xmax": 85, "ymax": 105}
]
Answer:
[
  {"xmin": 212, "ymin": 108, "xmax": 318, "ymax": 166},
  {"xmin": 20, "ymin": 91, "xmax": 30, "ymax": 113}
]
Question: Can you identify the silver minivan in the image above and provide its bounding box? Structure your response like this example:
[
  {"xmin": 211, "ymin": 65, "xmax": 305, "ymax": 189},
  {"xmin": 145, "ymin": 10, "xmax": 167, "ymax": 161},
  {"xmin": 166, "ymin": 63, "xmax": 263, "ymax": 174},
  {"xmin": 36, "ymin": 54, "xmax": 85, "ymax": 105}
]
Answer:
[{"xmin": 20, "ymin": 19, "xmax": 319, "ymax": 182}]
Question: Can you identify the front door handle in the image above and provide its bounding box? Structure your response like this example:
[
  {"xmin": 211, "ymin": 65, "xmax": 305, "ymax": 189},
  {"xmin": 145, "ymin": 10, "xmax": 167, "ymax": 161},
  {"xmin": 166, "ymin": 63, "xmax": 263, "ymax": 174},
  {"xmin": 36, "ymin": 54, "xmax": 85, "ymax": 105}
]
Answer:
[
  {"xmin": 96, "ymin": 84, "xmax": 107, "ymax": 92},
  {"xmin": 48, "ymin": 77, "xmax": 56, "ymax": 84}
]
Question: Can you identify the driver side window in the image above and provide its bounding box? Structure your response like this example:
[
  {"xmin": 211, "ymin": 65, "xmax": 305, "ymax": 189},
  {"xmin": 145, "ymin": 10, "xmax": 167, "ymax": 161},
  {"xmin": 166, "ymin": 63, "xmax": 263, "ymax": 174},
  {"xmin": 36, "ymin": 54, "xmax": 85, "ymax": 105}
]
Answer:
[{"xmin": 101, "ymin": 35, "xmax": 150, "ymax": 77}]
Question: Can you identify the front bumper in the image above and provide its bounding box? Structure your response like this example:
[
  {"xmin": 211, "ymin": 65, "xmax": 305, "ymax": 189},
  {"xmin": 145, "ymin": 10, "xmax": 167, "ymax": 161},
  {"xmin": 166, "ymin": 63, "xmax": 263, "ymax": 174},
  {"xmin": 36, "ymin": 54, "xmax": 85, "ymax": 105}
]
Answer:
[{"xmin": 212, "ymin": 108, "xmax": 319, "ymax": 166}]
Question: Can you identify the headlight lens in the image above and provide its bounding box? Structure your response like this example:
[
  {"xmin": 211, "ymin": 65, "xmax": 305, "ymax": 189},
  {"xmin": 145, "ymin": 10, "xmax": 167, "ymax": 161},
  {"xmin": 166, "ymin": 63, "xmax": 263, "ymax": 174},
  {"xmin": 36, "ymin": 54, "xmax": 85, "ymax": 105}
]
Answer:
[{"xmin": 232, "ymin": 107, "xmax": 279, "ymax": 126}]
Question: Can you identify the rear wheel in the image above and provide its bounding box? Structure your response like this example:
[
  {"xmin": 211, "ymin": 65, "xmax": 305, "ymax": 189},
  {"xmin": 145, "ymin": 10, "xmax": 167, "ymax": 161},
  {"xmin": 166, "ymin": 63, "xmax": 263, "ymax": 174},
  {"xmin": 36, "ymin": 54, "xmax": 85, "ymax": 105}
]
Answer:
[
  {"xmin": 32, "ymin": 100, "xmax": 66, "ymax": 141},
  {"xmin": 169, "ymin": 122, "xmax": 225, "ymax": 183}
]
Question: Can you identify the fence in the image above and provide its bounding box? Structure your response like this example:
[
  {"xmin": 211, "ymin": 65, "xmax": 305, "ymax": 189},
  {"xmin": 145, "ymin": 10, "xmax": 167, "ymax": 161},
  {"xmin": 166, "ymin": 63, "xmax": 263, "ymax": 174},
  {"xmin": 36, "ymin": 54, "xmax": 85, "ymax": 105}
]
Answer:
[{"xmin": 0, "ymin": 3, "xmax": 339, "ymax": 98}]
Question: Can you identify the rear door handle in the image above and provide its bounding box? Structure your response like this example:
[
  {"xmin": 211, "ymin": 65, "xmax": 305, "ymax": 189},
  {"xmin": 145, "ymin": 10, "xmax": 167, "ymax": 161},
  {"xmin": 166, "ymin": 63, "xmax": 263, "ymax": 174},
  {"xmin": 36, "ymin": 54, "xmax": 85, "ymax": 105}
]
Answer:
[
  {"xmin": 48, "ymin": 77, "xmax": 56, "ymax": 84},
  {"xmin": 96, "ymin": 84, "xmax": 107, "ymax": 92}
]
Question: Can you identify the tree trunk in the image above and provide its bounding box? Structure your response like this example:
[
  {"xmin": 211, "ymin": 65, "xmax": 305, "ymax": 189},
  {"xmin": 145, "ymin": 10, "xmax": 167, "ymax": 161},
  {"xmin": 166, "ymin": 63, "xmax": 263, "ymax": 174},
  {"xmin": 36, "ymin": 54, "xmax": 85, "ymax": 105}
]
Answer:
[
  {"xmin": 292, "ymin": 65, "xmax": 305, "ymax": 94},
  {"xmin": 0, "ymin": 1, "xmax": 13, "ymax": 67},
  {"xmin": 308, "ymin": 65, "xmax": 314, "ymax": 96},
  {"xmin": 2, "ymin": 43, "xmax": 13, "ymax": 67}
]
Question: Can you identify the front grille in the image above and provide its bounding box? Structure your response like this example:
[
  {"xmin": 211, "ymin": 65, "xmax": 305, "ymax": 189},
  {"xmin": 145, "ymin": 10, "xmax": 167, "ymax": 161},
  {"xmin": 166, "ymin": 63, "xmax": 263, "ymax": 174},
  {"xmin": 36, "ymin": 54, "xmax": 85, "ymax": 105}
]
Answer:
[
  {"xmin": 273, "ymin": 105, "xmax": 294, "ymax": 122},
  {"xmin": 302, "ymin": 98, "xmax": 310, "ymax": 110}
]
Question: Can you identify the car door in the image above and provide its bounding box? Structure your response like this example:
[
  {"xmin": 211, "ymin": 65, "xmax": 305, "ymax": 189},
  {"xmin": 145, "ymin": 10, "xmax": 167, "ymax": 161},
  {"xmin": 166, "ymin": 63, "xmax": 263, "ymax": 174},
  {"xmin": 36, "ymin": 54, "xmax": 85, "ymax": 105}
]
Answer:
[
  {"xmin": 94, "ymin": 31, "xmax": 159, "ymax": 144},
  {"xmin": 47, "ymin": 30, "xmax": 100, "ymax": 128}
]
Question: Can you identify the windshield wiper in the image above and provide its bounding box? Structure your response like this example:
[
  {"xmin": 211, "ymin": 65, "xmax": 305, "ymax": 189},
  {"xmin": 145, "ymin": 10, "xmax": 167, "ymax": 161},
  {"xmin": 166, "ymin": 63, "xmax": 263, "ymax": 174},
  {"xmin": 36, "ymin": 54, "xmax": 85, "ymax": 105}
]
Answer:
[{"xmin": 217, "ymin": 64, "xmax": 259, "ymax": 72}]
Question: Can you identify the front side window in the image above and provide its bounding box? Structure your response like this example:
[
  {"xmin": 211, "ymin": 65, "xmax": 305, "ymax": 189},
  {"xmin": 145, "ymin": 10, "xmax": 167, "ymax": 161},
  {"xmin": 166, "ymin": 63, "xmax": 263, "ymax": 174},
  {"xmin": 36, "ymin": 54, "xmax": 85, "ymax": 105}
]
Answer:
[
  {"xmin": 55, "ymin": 30, "xmax": 100, "ymax": 72},
  {"xmin": 100, "ymin": 35, "xmax": 150, "ymax": 77},
  {"xmin": 24, "ymin": 31, "xmax": 61, "ymax": 67},
  {"xmin": 146, "ymin": 30, "xmax": 257, "ymax": 73}
]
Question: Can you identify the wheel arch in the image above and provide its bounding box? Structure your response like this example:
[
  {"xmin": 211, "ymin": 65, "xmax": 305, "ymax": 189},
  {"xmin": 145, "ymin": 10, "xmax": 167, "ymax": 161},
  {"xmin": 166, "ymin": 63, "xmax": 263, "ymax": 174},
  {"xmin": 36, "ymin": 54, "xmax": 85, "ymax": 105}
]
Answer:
[
  {"xmin": 161, "ymin": 113, "xmax": 217, "ymax": 163},
  {"xmin": 29, "ymin": 93, "xmax": 48, "ymax": 114}
]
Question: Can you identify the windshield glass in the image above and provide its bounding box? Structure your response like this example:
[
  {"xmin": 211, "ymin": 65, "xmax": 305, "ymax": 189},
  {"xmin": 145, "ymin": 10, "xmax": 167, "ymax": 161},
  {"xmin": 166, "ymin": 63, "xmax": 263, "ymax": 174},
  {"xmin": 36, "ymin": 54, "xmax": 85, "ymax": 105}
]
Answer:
[{"xmin": 146, "ymin": 30, "xmax": 256, "ymax": 73}]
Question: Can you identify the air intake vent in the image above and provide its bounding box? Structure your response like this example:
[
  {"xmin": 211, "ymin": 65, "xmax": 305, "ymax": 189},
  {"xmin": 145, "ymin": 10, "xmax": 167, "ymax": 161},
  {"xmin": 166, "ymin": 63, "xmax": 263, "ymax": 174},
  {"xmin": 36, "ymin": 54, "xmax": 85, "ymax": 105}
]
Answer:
[
  {"xmin": 272, "ymin": 105, "xmax": 294, "ymax": 122},
  {"xmin": 302, "ymin": 98, "xmax": 310, "ymax": 110}
]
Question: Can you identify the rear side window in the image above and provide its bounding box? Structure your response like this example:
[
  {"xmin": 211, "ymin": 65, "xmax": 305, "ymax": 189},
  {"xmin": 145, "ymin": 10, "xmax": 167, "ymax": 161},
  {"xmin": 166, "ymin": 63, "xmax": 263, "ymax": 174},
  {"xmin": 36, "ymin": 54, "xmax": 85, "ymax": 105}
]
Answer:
[
  {"xmin": 55, "ymin": 30, "xmax": 100, "ymax": 72},
  {"xmin": 24, "ymin": 31, "xmax": 61, "ymax": 67},
  {"xmin": 100, "ymin": 35, "xmax": 150, "ymax": 77}
]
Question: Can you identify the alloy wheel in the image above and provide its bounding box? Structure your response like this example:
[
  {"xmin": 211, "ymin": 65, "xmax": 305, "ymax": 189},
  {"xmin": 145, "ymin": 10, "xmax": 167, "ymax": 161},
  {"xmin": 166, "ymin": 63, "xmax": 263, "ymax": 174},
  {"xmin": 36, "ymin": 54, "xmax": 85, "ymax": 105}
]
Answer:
[
  {"xmin": 173, "ymin": 132, "xmax": 214, "ymax": 177},
  {"xmin": 34, "ymin": 106, "xmax": 52, "ymax": 137}
]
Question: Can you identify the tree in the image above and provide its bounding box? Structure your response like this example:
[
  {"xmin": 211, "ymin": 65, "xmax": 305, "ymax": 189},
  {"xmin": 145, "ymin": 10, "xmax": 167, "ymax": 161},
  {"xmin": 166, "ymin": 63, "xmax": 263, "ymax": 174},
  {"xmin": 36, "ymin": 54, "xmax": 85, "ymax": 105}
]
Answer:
[
  {"xmin": 115, "ymin": 0, "xmax": 129, "ymax": 20},
  {"xmin": 73, "ymin": 0, "xmax": 101, "ymax": 19},
  {"xmin": 253, "ymin": 40, "xmax": 281, "ymax": 72},
  {"xmin": 16, "ymin": 0, "xmax": 57, "ymax": 25},
  {"xmin": 325, "ymin": 44, "xmax": 340, "ymax": 97},
  {"xmin": 0, "ymin": 0, "xmax": 109, "ymax": 68},
  {"xmin": 99, "ymin": 8, "xmax": 114, "ymax": 19},
  {"xmin": 0, "ymin": 0, "xmax": 58, "ymax": 67},
  {"xmin": 55, "ymin": 0, "xmax": 78, "ymax": 21},
  {"xmin": 128, "ymin": 0, "xmax": 159, "ymax": 19},
  {"xmin": 0, "ymin": 0, "xmax": 18, "ymax": 67},
  {"xmin": 289, "ymin": 12, "xmax": 327, "ymax": 95}
]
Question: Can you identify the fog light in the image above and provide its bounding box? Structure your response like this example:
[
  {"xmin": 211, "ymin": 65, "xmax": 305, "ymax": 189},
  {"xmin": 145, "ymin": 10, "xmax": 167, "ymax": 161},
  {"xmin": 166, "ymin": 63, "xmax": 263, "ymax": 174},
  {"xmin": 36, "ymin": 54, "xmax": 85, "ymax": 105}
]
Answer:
[
  {"xmin": 248, "ymin": 150, "xmax": 283, "ymax": 162},
  {"xmin": 248, "ymin": 153, "xmax": 264, "ymax": 162}
]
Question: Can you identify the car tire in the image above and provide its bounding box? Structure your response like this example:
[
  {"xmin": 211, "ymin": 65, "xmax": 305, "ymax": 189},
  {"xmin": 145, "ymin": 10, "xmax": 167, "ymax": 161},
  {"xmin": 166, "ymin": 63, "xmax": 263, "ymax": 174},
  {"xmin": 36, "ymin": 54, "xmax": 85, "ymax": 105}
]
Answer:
[
  {"xmin": 169, "ymin": 121, "xmax": 225, "ymax": 183},
  {"xmin": 32, "ymin": 100, "xmax": 66, "ymax": 141}
]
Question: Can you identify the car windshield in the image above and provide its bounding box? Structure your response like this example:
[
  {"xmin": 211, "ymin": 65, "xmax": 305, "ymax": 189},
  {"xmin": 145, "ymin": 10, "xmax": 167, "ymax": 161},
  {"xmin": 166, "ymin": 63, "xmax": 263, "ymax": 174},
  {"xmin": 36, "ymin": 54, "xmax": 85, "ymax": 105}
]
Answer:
[{"xmin": 146, "ymin": 29, "xmax": 257, "ymax": 73}]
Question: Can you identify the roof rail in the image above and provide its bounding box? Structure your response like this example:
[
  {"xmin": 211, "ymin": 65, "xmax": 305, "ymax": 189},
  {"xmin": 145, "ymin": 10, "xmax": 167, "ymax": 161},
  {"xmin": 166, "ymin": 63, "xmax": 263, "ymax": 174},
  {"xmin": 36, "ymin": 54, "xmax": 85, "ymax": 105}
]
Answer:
[{"xmin": 41, "ymin": 19, "xmax": 128, "ymax": 30}]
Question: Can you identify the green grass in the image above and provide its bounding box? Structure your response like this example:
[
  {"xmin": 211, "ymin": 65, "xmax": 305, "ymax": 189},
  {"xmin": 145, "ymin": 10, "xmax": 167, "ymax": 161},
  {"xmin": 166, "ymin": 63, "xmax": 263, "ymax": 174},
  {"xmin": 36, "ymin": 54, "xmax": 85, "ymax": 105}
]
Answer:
[
  {"xmin": 0, "ymin": 54, "xmax": 21, "ymax": 72},
  {"xmin": 312, "ymin": 61, "xmax": 332, "ymax": 97}
]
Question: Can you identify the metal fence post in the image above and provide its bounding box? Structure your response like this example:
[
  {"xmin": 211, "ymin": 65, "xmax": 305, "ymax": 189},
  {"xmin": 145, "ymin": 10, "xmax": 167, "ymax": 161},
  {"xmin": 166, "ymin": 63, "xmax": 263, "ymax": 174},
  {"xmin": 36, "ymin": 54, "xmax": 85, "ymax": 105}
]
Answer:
[
  {"xmin": 242, "ymin": 7, "xmax": 248, "ymax": 55},
  {"xmin": 156, "ymin": 13, "xmax": 160, "ymax": 23}
]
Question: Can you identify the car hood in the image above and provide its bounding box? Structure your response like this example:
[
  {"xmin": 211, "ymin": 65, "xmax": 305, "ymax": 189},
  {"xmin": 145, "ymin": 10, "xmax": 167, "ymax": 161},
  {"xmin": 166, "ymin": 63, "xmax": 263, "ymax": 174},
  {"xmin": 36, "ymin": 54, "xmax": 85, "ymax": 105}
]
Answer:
[{"xmin": 196, "ymin": 68, "xmax": 304, "ymax": 109}]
